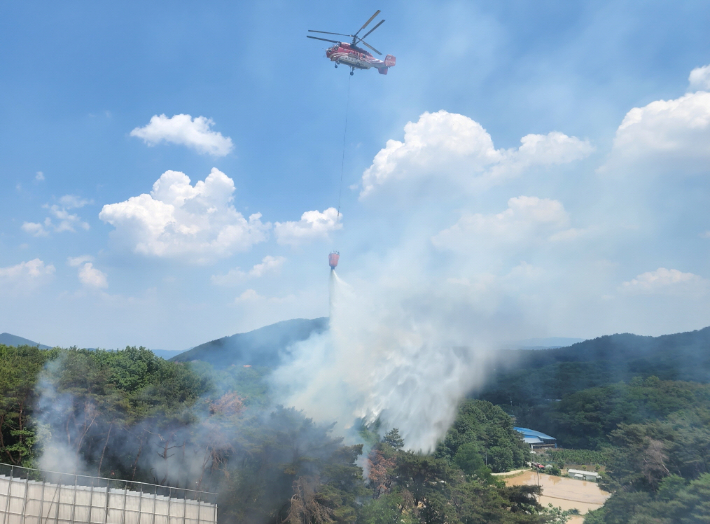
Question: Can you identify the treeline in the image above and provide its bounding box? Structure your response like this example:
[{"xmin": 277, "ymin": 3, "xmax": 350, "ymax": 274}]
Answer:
[
  {"xmin": 513, "ymin": 378, "xmax": 710, "ymax": 450},
  {"xmin": 1, "ymin": 344, "xmax": 579, "ymax": 524},
  {"xmin": 542, "ymin": 449, "xmax": 609, "ymax": 469},
  {"xmin": 478, "ymin": 345, "xmax": 710, "ymax": 523},
  {"xmin": 481, "ymin": 326, "xmax": 710, "ymax": 409},
  {"xmin": 585, "ymin": 396, "xmax": 710, "ymax": 523},
  {"xmin": 359, "ymin": 428, "xmax": 571, "ymax": 524},
  {"xmin": 435, "ymin": 399, "xmax": 530, "ymax": 473}
]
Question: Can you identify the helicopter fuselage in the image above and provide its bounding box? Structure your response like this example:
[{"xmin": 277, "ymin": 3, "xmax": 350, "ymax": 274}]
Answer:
[{"xmin": 325, "ymin": 43, "xmax": 395, "ymax": 74}]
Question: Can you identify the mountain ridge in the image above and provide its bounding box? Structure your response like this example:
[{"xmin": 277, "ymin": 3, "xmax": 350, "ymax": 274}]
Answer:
[
  {"xmin": 0, "ymin": 332, "xmax": 52, "ymax": 349},
  {"xmin": 170, "ymin": 317, "xmax": 329, "ymax": 367},
  {"xmin": 479, "ymin": 325, "xmax": 710, "ymax": 406}
]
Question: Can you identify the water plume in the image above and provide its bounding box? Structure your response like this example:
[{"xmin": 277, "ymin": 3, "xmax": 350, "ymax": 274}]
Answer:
[{"xmin": 271, "ymin": 265, "xmax": 513, "ymax": 453}]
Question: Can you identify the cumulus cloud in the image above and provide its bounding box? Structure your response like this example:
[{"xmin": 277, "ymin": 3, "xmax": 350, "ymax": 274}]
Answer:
[
  {"xmin": 211, "ymin": 255, "xmax": 286, "ymax": 286},
  {"xmin": 67, "ymin": 255, "xmax": 94, "ymax": 267},
  {"xmin": 78, "ymin": 263, "xmax": 108, "ymax": 289},
  {"xmin": 58, "ymin": 195, "xmax": 91, "ymax": 209},
  {"xmin": 689, "ymin": 64, "xmax": 710, "ymax": 92},
  {"xmin": 234, "ymin": 289, "xmax": 295, "ymax": 304},
  {"xmin": 432, "ymin": 196, "xmax": 571, "ymax": 250},
  {"xmin": 21, "ymin": 222, "xmax": 49, "ymax": 237},
  {"xmin": 21, "ymin": 195, "xmax": 91, "ymax": 237},
  {"xmin": 274, "ymin": 208, "xmax": 342, "ymax": 247},
  {"xmin": 130, "ymin": 114, "xmax": 233, "ymax": 156},
  {"xmin": 360, "ymin": 110, "xmax": 593, "ymax": 198},
  {"xmin": 99, "ymin": 168, "xmax": 269, "ymax": 263},
  {"xmin": 235, "ymin": 289, "xmax": 261, "ymax": 302},
  {"xmin": 0, "ymin": 259, "xmax": 55, "ymax": 293},
  {"xmin": 35, "ymin": 171, "xmax": 44, "ymax": 181},
  {"xmin": 250, "ymin": 255, "xmax": 286, "ymax": 277},
  {"xmin": 45, "ymin": 205, "xmax": 90, "ymax": 232},
  {"xmin": 602, "ymin": 91, "xmax": 710, "ymax": 173},
  {"xmin": 621, "ymin": 268, "xmax": 708, "ymax": 295}
]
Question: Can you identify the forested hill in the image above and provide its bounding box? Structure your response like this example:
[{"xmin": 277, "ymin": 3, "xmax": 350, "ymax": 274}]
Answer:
[
  {"xmin": 0, "ymin": 344, "xmax": 553, "ymax": 523},
  {"xmin": 481, "ymin": 325, "xmax": 710, "ymax": 406},
  {"xmin": 516, "ymin": 326, "xmax": 710, "ymax": 370},
  {"xmin": 0, "ymin": 332, "xmax": 51, "ymax": 349},
  {"xmin": 171, "ymin": 317, "xmax": 328, "ymax": 367}
]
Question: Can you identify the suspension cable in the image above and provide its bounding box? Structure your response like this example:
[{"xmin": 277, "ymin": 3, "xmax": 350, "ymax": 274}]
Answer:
[{"xmin": 337, "ymin": 74, "xmax": 351, "ymax": 219}]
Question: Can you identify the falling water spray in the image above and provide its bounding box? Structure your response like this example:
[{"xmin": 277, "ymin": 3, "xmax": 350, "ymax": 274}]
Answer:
[
  {"xmin": 329, "ymin": 251, "xmax": 340, "ymax": 317},
  {"xmin": 269, "ymin": 247, "xmax": 507, "ymax": 453}
]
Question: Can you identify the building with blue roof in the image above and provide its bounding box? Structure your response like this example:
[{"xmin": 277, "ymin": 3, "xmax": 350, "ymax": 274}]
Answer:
[{"xmin": 514, "ymin": 427, "xmax": 557, "ymax": 449}]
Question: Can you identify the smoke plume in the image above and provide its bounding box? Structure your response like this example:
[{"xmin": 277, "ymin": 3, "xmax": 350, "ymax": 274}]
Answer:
[{"xmin": 270, "ymin": 262, "xmax": 527, "ymax": 453}]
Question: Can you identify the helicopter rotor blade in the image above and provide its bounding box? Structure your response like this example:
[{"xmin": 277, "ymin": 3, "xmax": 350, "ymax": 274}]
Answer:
[
  {"xmin": 359, "ymin": 40, "xmax": 382, "ymax": 55},
  {"xmin": 354, "ymin": 10, "xmax": 381, "ymax": 37},
  {"xmin": 359, "ymin": 19, "xmax": 384, "ymax": 41},
  {"xmin": 307, "ymin": 35, "xmax": 340, "ymax": 44},
  {"xmin": 308, "ymin": 30, "xmax": 354, "ymax": 37}
]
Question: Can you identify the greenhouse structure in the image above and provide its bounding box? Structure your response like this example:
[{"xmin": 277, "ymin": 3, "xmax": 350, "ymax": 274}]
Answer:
[{"xmin": 0, "ymin": 463, "xmax": 217, "ymax": 524}]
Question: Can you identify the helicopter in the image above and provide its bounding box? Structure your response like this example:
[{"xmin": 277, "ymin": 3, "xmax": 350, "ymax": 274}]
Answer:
[{"xmin": 307, "ymin": 10, "xmax": 396, "ymax": 75}]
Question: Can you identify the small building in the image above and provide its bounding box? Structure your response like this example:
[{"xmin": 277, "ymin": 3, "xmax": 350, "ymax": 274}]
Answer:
[
  {"xmin": 568, "ymin": 468, "xmax": 600, "ymax": 482},
  {"xmin": 514, "ymin": 427, "xmax": 557, "ymax": 450}
]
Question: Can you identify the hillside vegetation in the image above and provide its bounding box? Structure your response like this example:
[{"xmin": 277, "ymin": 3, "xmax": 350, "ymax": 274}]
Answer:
[
  {"xmin": 1, "ymin": 343, "xmax": 574, "ymax": 524},
  {"xmin": 171, "ymin": 317, "xmax": 328, "ymax": 367},
  {"xmin": 475, "ymin": 327, "xmax": 710, "ymax": 523},
  {"xmin": 3, "ymin": 323, "xmax": 710, "ymax": 523},
  {"xmin": 482, "ymin": 327, "xmax": 710, "ymax": 408}
]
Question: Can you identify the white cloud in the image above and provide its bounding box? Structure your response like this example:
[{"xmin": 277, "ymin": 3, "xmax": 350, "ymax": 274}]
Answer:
[
  {"xmin": 211, "ymin": 255, "xmax": 286, "ymax": 286},
  {"xmin": 44, "ymin": 205, "xmax": 90, "ymax": 232},
  {"xmin": 700, "ymin": 231, "xmax": 710, "ymax": 239},
  {"xmin": 22, "ymin": 195, "xmax": 91, "ymax": 237},
  {"xmin": 621, "ymin": 268, "xmax": 707, "ymax": 295},
  {"xmin": 360, "ymin": 110, "xmax": 593, "ymax": 198},
  {"xmin": 0, "ymin": 259, "xmax": 55, "ymax": 292},
  {"xmin": 211, "ymin": 267, "xmax": 248, "ymax": 286},
  {"xmin": 432, "ymin": 196, "xmax": 571, "ymax": 250},
  {"xmin": 130, "ymin": 114, "xmax": 233, "ymax": 156},
  {"xmin": 549, "ymin": 227, "xmax": 593, "ymax": 242},
  {"xmin": 689, "ymin": 64, "xmax": 710, "ymax": 92},
  {"xmin": 21, "ymin": 222, "xmax": 48, "ymax": 237},
  {"xmin": 99, "ymin": 168, "xmax": 269, "ymax": 263},
  {"xmin": 234, "ymin": 288, "xmax": 295, "ymax": 304},
  {"xmin": 234, "ymin": 289, "xmax": 262, "ymax": 302},
  {"xmin": 250, "ymin": 255, "xmax": 286, "ymax": 277},
  {"xmin": 78, "ymin": 263, "xmax": 108, "ymax": 289},
  {"xmin": 58, "ymin": 195, "xmax": 91, "ymax": 209},
  {"xmin": 67, "ymin": 255, "xmax": 94, "ymax": 267},
  {"xmin": 274, "ymin": 208, "xmax": 342, "ymax": 247},
  {"xmin": 35, "ymin": 171, "xmax": 44, "ymax": 181},
  {"xmin": 603, "ymin": 91, "xmax": 710, "ymax": 173}
]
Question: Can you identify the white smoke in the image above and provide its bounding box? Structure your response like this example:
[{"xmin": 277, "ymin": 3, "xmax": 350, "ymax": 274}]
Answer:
[
  {"xmin": 263, "ymin": 108, "xmax": 604, "ymax": 452},
  {"xmin": 34, "ymin": 357, "xmax": 92, "ymax": 475},
  {"xmin": 266, "ymin": 111, "xmax": 596, "ymax": 453},
  {"xmin": 270, "ymin": 265, "xmax": 525, "ymax": 453}
]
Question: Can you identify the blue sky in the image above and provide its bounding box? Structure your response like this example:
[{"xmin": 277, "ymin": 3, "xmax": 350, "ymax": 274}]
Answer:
[{"xmin": 2, "ymin": 0, "xmax": 710, "ymax": 350}]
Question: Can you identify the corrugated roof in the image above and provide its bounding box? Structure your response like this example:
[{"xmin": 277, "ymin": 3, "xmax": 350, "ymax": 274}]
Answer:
[
  {"xmin": 523, "ymin": 436, "xmax": 543, "ymax": 444},
  {"xmin": 514, "ymin": 427, "xmax": 556, "ymax": 440},
  {"xmin": 568, "ymin": 469, "xmax": 599, "ymax": 477}
]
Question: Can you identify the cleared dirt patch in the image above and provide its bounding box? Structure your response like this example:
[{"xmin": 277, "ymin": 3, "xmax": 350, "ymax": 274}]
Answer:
[{"xmin": 504, "ymin": 470, "xmax": 610, "ymax": 523}]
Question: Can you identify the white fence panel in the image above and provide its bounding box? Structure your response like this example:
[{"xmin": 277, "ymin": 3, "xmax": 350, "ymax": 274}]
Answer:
[{"xmin": 0, "ymin": 466, "xmax": 216, "ymax": 524}]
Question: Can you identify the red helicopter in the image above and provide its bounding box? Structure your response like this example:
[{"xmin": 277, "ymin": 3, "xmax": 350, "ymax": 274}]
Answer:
[{"xmin": 307, "ymin": 10, "xmax": 396, "ymax": 75}]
